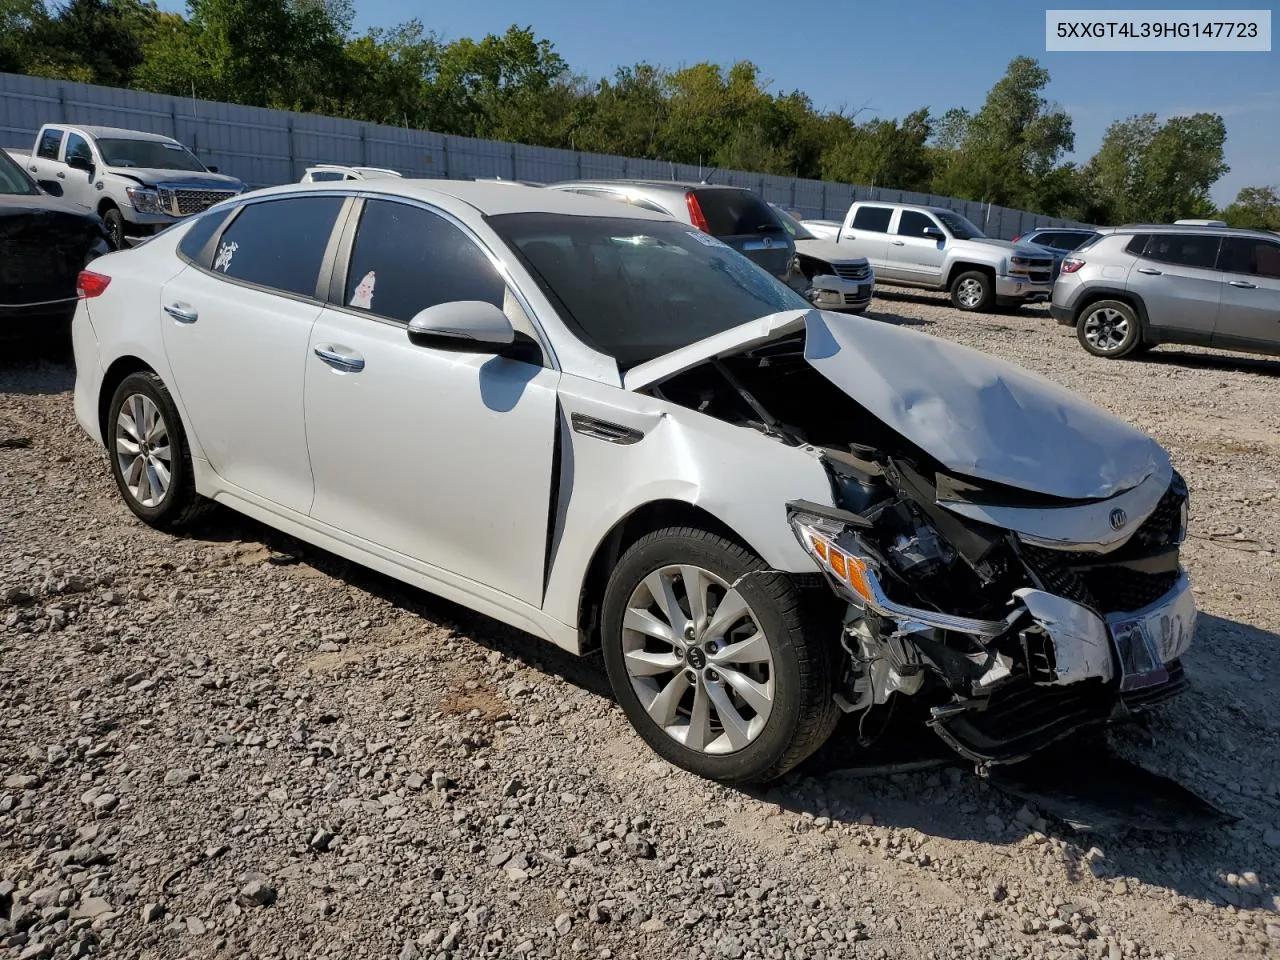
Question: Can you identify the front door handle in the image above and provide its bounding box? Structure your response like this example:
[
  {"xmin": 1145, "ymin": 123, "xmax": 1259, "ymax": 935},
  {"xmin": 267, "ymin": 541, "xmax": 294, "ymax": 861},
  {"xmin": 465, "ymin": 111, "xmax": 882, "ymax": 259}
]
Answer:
[
  {"xmin": 890, "ymin": 239, "xmax": 905, "ymax": 246},
  {"xmin": 56, "ymin": 171, "xmax": 66, "ymax": 179},
  {"xmin": 314, "ymin": 344, "xmax": 365, "ymax": 372},
  {"xmin": 1136, "ymin": 267, "xmax": 1162, "ymax": 275},
  {"xmin": 1229, "ymin": 280, "xmax": 1258, "ymax": 289},
  {"xmin": 163, "ymin": 302, "xmax": 198, "ymax": 323}
]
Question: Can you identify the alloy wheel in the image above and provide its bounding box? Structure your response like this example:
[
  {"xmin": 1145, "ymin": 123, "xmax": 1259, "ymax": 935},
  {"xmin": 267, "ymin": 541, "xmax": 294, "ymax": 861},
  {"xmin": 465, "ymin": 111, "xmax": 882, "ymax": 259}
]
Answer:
[
  {"xmin": 115, "ymin": 393, "xmax": 172, "ymax": 508},
  {"xmin": 621, "ymin": 564, "xmax": 775, "ymax": 755},
  {"xmin": 1082, "ymin": 307, "xmax": 1130, "ymax": 353},
  {"xmin": 956, "ymin": 278, "xmax": 984, "ymax": 308}
]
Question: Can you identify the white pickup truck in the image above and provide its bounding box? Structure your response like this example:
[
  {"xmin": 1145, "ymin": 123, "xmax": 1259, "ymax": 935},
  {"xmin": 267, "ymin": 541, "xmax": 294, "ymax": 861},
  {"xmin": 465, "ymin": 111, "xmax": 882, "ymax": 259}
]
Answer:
[
  {"xmin": 9, "ymin": 124, "xmax": 246, "ymax": 248},
  {"xmin": 820, "ymin": 201, "xmax": 1060, "ymax": 312}
]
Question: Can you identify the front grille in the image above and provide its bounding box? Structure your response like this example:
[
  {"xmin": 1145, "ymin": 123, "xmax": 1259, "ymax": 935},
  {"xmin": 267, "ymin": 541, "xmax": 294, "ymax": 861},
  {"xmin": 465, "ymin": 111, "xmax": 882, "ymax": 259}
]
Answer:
[
  {"xmin": 1081, "ymin": 566, "xmax": 1179, "ymax": 612},
  {"xmin": 833, "ymin": 262, "xmax": 871, "ymax": 281},
  {"xmin": 159, "ymin": 188, "xmax": 238, "ymax": 217}
]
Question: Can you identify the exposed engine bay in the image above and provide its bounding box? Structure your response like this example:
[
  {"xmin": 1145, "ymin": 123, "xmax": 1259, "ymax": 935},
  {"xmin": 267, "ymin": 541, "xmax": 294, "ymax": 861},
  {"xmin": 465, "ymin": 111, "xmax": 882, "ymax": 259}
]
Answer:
[{"xmin": 646, "ymin": 330, "xmax": 1194, "ymax": 767}]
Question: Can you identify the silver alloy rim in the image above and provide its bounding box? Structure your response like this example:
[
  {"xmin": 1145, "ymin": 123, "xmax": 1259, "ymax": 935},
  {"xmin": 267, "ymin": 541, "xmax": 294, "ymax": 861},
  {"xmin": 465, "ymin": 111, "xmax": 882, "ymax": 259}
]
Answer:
[
  {"xmin": 115, "ymin": 394, "xmax": 172, "ymax": 508},
  {"xmin": 621, "ymin": 564, "xmax": 775, "ymax": 755},
  {"xmin": 1082, "ymin": 307, "xmax": 1129, "ymax": 353},
  {"xmin": 956, "ymin": 277, "xmax": 984, "ymax": 308}
]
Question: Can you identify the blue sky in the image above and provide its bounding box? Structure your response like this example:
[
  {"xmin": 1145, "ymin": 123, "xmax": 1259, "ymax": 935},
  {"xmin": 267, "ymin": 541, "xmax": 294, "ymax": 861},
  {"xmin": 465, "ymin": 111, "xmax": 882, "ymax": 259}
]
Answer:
[{"xmin": 159, "ymin": 0, "xmax": 1278, "ymax": 204}]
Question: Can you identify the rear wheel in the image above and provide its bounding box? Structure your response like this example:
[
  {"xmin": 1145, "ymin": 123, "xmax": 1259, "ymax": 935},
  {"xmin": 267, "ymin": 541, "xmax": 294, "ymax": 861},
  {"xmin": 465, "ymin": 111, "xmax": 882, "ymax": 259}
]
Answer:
[
  {"xmin": 1077, "ymin": 299, "xmax": 1142, "ymax": 358},
  {"xmin": 600, "ymin": 527, "xmax": 839, "ymax": 784},
  {"xmin": 950, "ymin": 270, "xmax": 994, "ymax": 312}
]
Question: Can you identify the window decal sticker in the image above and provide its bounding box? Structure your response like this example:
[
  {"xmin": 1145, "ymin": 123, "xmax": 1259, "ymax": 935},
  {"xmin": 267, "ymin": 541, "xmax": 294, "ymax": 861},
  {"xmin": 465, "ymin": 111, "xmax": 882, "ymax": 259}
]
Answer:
[
  {"xmin": 213, "ymin": 240, "xmax": 238, "ymax": 272},
  {"xmin": 349, "ymin": 270, "xmax": 376, "ymax": 309},
  {"xmin": 687, "ymin": 230, "xmax": 728, "ymax": 248}
]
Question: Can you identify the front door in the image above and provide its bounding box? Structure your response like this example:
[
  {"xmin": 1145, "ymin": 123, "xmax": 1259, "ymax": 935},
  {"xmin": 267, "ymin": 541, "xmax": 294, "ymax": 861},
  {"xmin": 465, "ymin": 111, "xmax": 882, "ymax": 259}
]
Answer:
[
  {"xmin": 890, "ymin": 208, "xmax": 947, "ymax": 285},
  {"xmin": 160, "ymin": 194, "xmax": 347, "ymax": 513},
  {"xmin": 60, "ymin": 131, "xmax": 98, "ymax": 211},
  {"xmin": 303, "ymin": 197, "xmax": 559, "ymax": 605}
]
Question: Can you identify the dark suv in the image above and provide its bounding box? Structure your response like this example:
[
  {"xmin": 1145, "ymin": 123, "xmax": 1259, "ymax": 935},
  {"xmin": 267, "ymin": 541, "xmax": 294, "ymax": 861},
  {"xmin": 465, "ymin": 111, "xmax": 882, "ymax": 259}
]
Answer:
[{"xmin": 1051, "ymin": 224, "xmax": 1280, "ymax": 359}]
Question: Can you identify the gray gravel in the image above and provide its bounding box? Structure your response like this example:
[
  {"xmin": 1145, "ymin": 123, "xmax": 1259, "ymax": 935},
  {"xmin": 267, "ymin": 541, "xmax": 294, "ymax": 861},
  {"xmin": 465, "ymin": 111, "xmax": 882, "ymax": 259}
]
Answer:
[{"xmin": 2, "ymin": 291, "xmax": 1279, "ymax": 960}]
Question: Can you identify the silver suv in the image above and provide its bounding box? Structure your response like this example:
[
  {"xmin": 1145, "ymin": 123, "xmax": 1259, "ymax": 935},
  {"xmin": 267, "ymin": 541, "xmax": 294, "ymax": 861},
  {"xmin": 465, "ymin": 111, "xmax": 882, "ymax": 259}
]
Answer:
[{"xmin": 1051, "ymin": 225, "xmax": 1280, "ymax": 359}]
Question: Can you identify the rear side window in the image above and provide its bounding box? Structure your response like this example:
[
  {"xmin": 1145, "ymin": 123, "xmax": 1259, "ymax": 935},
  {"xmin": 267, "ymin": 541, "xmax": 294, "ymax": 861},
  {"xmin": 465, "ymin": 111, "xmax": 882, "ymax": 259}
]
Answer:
[
  {"xmin": 308, "ymin": 171, "xmax": 346, "ymax": 182},
  {"xmin": 1141, "ymin": 233, "xmax": 1220, "ymax": 269},
  {"xmin": 1124, "ymin": 234, "xmax": 1150, "ymax": 256},
  {"xmin": 691, "ymin": 189, "xmax": 783, "ymax": 236},
  {"xmin": 852, "ymin": 206, "xmax": 893, "ymax": 233},
  {"xmin": 342, "ymin": 198, "xmax": 505, "ymax": 323},
  {"xmin": 1219, "ymin": 237, "xmax": 1280, "ymax": 279},
  {"xmin": 210, "ymin": 196, "xmax": 344, "ymax": 298},
  {"xmin": 37, "ymin": 129, "xmax": 64, "ymax": 160},
  {"xmin": 896, "ymin": 210, "xmax": 938, "ymax": 237},
  {"xmin": 178, "ymin": 208, "xmax": 233, "ymax": 265}
]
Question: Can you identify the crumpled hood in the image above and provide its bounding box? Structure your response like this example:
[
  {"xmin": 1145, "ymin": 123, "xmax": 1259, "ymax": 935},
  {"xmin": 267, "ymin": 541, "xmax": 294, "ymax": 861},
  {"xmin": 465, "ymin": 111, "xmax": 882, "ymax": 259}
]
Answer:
[
  {"xmin": 104, "ymin": 167, "xmax": 243, "ymax": 189},
  {"xmin": 628, "ymin": 309, "xmax": 1164, "ymax": 501},
  {"xmin": 794, "ymin": 236, "xmax": 869, "ymax": 267}
]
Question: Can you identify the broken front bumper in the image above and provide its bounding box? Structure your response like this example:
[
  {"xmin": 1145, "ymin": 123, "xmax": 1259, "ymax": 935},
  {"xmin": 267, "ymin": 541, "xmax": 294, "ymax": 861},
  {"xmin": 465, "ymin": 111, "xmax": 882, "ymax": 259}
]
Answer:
[{"xmin": 805, "ymin": 273, "xmax": 874, "ymax": 312}]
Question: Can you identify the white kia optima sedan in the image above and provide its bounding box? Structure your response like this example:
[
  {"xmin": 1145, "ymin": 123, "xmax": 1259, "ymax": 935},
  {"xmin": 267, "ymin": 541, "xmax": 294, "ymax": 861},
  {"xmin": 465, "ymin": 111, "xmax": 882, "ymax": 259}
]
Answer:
[{"xmin": 72, "ymin": 180, "xmax": 1196, "ymax": 784}]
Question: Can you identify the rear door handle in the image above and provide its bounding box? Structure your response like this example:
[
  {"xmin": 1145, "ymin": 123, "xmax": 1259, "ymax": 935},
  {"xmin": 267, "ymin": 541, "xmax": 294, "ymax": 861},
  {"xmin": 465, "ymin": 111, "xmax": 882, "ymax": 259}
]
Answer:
[
  {"xmin": 1229, "ymin": 280, "xmax": 1258, "ymax": 289},
  {"xmin": 314, "ymin": 344, "xmax": 365, "ymax": 372},
  {"xmin": 56, "ymin": 171, "xmax": 66, "ymax": 179},
  {"xmin": 163, "ymin": 302, "xmax": 198, "ymax": 323},
  {"xmin": 1136, "ymin": 267, "xmax": 1162, "ymax": 275},
  {"xmin": 890, "ymin": 240, "xmax": 905, "ymax": 246}
]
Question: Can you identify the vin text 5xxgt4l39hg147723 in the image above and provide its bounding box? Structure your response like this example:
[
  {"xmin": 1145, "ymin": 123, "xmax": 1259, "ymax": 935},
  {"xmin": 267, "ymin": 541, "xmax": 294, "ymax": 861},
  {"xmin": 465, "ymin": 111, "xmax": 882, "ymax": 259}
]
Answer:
[{"xmin": 71, "ymin": 179, "xmax": 1195, "ymax": 784}]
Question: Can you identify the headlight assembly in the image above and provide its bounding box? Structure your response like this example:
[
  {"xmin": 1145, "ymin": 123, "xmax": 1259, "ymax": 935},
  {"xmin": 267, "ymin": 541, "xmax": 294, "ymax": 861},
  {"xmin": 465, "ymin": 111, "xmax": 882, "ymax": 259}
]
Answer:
[{"xmin": 125, "ymin": 186, "xmax": 163, "ymax": 214}]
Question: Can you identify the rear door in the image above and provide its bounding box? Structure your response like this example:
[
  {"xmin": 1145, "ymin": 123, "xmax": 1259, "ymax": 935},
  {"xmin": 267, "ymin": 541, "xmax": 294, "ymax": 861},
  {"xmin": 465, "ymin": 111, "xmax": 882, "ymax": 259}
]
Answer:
[
  {"xmin": 1126, "ymin": 232, "xmax": 1223, "ymax": 339},
  {"xmin": 689, "ymin": 188, "xmax": 792, "ymax": 279},
  {"xmin": 837, "ymin": 205, "xmax": 893, "ymax": 274},
  {"xmin": 1214, "ymin": 236, "xmax": 1280, "ymax": 349},
  {"xmin": 890, "ymin": 208, "xmax": 946, "ymax": 285}
]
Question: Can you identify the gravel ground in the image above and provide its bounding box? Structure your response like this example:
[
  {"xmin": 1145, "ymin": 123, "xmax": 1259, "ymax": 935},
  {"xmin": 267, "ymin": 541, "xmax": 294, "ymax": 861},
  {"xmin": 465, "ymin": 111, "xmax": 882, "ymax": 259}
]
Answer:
[{"xmin": 2, "ymin": 291, "xmax": 1279, "ymax": 960}]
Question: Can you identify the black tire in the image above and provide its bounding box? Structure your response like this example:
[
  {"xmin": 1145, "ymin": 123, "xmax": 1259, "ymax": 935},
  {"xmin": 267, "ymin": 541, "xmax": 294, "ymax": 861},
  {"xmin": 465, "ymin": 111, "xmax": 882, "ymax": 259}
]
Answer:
[
  {"xmin": 101, "ymin": 205, "xmax": 125, "ymax": 250},
  {"xmin": 1076, "ymin": 299, "xmax": 1142, "ymax": 358},
  {"xmin": 950, "ymin": 269, "xmax": 994, "ymax": 312},
  {"xmin": 600, "ymin": 526, "xmax": 839, "ymax": 785},
  {"xmin": 107, "ymin": 371, "xmax": 209, "ymax": 530}
]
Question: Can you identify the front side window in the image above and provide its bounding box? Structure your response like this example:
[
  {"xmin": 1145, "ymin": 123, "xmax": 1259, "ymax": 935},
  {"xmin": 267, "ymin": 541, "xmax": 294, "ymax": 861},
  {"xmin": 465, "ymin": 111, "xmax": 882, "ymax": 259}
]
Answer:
[
  {"xmin": 489, "ymin": 212, "xmax": 811, "ymax": 370},
  {"xmin": 343, "ymin": 199, "xmax": 505, "ymax": 323},
  {"xmin": 209, "ymin": 196, "xmax": 344, "ymax": 298},
  {"xmin": 1142, "ymin": 233, "xmax": 1220, "ymax": 270},
  {"xmin": 0, "ymin": 149, "xmax": 37, "ymax": 196},
  {"xmin": 851, "ymin": 206, "xmax": 893, "ymax": 233},
  {"xmin": 96, "ymin": 138, "xmax": 207, "ymax": 172},
  {"xmin": 37, "ymin": 129, "xmax": 63, "ymax": 160},
  {"xmin": 65, "ymin": 133, "xmax": 93, "ymax": 166},
  {"xmin": 1219, "ymin": 237, "xmax": 1280, "ymax": 280},
  {"xmin": 896, "ymin": 210, "xmax": 939, "ymax": 237}
]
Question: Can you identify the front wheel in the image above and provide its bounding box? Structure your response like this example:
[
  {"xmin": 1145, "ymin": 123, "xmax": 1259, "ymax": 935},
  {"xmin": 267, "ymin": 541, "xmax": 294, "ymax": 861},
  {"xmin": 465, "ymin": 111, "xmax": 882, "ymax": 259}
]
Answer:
[
  {"xmin": 600, "ymin": 527, "xmax": 839, "ymax": 784},
  {"xmin": 101, "ymin": 206, "xmax": 125, "ymax": 250},
  {"xmin": 950, "ymin": 270, "xmax": 994, "ymax": 312}
]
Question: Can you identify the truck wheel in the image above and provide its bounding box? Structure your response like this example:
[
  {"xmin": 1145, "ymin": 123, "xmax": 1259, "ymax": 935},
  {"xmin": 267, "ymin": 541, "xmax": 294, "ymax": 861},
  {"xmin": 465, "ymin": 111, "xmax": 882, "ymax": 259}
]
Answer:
[
  {"xmin": 600, "ymin": 526, "xmax": 839, "ymax": 785},
  {"xmin": 101, "ymin": 206, "xmax": 125, "ymax": 250},
  {"xmin": 950, "ymin": 270, "xmax": 994, "ymax": 312}
]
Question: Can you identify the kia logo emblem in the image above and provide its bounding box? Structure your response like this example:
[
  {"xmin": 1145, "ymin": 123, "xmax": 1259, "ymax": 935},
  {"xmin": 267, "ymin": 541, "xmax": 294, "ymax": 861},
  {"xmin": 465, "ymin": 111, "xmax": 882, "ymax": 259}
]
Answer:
[{"xmin": 1109, "ymin": 509, "xmax": 1128, "ymax": 531}]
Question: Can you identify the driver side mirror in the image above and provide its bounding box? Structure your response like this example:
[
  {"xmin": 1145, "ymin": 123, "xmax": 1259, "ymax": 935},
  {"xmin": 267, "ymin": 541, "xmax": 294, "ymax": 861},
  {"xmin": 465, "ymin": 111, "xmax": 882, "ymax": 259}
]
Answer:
[
  {"xmin": 66, "ymin": 154, "xmax": 94, "ymax": 174},
  {"xmin": 922, "ymin": 226, "xmax": 944, "ymax": 240},
  {"xmin": 406, "ymin": 300, "xmax": 516, "ymax": 351}
]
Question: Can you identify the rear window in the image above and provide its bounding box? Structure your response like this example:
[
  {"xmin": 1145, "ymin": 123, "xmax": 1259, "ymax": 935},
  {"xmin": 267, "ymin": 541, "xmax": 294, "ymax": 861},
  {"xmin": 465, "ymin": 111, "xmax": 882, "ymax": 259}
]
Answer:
[
  {"xmin": 852, "ymin": 206, "xmax": 893, "ymax": 233},
  {"xmin": 177, "ymin": 208, "xmax": 234, "ymax": 265},
  {"xmin": 692, "ymin": 189, "xmax": 784, "ymax": 236},
  {"xmin": 1142, "ymin": 233, "xmax": 1221, "ymax": 270}
]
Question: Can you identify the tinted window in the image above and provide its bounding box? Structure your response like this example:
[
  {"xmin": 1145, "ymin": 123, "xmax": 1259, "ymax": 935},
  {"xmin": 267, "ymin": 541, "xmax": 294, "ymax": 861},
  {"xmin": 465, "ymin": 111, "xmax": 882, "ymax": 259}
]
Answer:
[
  {"xmin": 1142, "ymin": 233, "xmax": 1220, "ymax": 269},
  {"xmin": 0, "ymin": 149, "xmax": 37, "ymax": 196},
  {"xmin": 65, "ymin": 133, "xmax": 92, "ymax": 166},
  {"xmin": 1124, "ymin": 234, "xmax": 1150, "ymax": 256},
  {"xmin": 1061, "ymin": 231, "xmax": 1098, "ymax": 251},
  {"xmin": 896, "ymin": 210, "xmax": 938, "ymax": 237},
  {"xmin": 490, "ymin": 212, "xmax": 810, "ymax": 370},
  {"xmin": 178, "ymin": 209, "xmax": 232, "ymax": 265},
  {"xmin": 692, "ymin": 189, "xmax": 784, "ymax": 236},
  {"xmin": 211, "ymin": 196, "xmax": 344, "ymax": 297},
  {"xmin": 852, "ymin": 206, "xmax": 893, "ymax": 233},
  {"xmin": 935, "ymin": 210, "xmax": 985, "ymax": 239},
  {"xmin": 308, "ymin": 171, "xmax": 346, "ymax": 182},
  {"xmin": 1029, "ymin": 232, "xmax": 1062, "ymax": 248},
  {"xmin": 1219, "ymin": 237, "xmax": 1280, "ymax": 280},
  {"xmin": 343, "ymin": 199, "xmax": 505, "ymax": 323},
  {"xmin": 37, "ymin": 129, "xmax": 63, "ymax": 160},
  {"xmin": 97, "ymin": 138, "xmax": 207, "ymax": 172}
]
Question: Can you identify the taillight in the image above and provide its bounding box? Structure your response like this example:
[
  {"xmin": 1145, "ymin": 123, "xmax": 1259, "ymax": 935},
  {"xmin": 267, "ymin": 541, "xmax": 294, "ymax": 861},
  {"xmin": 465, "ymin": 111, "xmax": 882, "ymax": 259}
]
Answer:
[
  {"xmin": 685, "ymin": 192, "xmax": 711, "ymax": 233},
  {"xmin": 77, "ymin": 270, "xmax": 111, "ymax": 298},
  {"xmin": 1060, "ymin": 258, "xmax": 1085, "ymax": 274},
  {"xmin": 1012, "ymin": 234, "xmax": 1022, "ymax": 243}
]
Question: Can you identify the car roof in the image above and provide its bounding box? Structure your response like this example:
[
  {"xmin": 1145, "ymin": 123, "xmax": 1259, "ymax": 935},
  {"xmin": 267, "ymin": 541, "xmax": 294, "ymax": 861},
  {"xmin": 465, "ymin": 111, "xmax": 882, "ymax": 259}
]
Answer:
[
  {"xmin": 234, "ymin": 178, "xmax": 673, "ymax": 220},
  {"xmin": 65, "ymin": 125, "xmax": 179, "ymax": 143},
  {"xmin": 1026, "ymin": 226, "xmax": 1097, "ymax": 233},
  {"xmin": 550, "ymin": 179, "xmax": 756, "ymax": 193},
  {"xmin": 309, "ymin": 164, "xmax": 402, "ymax": 177},
  {"xmin": 1100, "ymin": 223, "xmax": 1279, "ymax": 241}
]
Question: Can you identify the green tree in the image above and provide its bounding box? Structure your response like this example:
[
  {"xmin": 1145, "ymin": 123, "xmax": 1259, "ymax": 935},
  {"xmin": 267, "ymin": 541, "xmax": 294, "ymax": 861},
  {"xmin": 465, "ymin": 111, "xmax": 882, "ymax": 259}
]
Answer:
[
  {"xmin": 1220, "ymin": 185, "xmax": 1280, "ymax": 231},
  {"xmin": 821, "ymin": 108, "xmax": 933, "ymax": 191},
  {"xmin": 1084, "ymin": 112, "xmax": 1228, "ymax": 223}
]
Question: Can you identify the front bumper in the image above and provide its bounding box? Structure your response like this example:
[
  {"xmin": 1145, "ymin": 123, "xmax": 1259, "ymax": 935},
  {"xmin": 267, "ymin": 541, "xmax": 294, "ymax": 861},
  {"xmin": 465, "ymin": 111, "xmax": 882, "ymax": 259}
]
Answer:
[
  {"xmin": 995, "ymin": 274, "xmax": 1054, "ymax": 303},
  {"xmin": 806, "ymin": 274, "xmax": 875, "ymax": 312}
]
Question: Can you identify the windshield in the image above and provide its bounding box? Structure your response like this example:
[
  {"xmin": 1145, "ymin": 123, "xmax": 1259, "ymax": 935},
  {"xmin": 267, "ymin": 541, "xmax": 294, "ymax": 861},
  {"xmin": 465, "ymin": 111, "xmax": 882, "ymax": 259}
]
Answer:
[
  {"xmin": 488, "ymin": 213, "xmax": 811, "ymax": 370},
  {"xmin": 0, "ymin": 150, "xmax": 38, "ymax": 196},
  {"xmin": 936, "ymin": 210, "xmax": 986, "ymax": 240},
  {"xmin": 96, "ymin": 138, "xmax": 208, "ymax": 172},
  {"xmin": 768, "ymin": 204, "xmax": 815, "ymax": 241}
]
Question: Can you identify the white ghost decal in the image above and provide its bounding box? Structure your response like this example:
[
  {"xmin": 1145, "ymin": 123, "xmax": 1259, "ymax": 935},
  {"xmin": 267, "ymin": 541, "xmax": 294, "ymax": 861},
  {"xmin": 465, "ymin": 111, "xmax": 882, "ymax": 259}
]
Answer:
[
  {"xmin": 349, "ymin": 270, "xmax": 376, "ymax": 310},
  {"xmin": 213, "ymin": 240, "xmax": 239, "ymax": 272}
]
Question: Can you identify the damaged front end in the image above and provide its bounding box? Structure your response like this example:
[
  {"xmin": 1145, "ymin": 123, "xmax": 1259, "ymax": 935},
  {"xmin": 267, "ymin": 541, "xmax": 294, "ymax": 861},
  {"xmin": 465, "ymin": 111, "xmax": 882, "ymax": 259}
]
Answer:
[{"xmin": 640, "ymin": 309, "xmax": 1196, "ymax": 768}]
